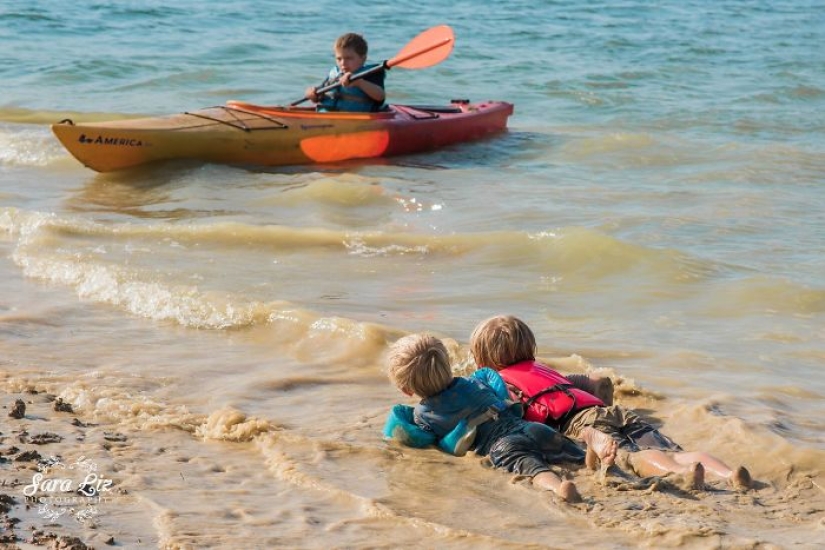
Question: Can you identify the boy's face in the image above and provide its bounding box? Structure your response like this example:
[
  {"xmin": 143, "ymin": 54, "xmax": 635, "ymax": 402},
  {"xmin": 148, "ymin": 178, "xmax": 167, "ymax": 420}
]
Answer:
[{"xmin": 334, "ymin": 46, "xmax": 366, "ymax": 74}]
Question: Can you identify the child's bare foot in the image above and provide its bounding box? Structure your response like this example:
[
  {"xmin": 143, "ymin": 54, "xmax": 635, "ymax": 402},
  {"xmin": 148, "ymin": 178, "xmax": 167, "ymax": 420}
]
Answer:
[
  {"xmin": 731, "ymin": 465, "xmax": 752, "ymax": 490},
  {"xmin": 532, "ymin": 471, "xmax": 583, "ymax": 503},
  {"xmin": 558, "ymin": 480, "xmax": 582, "ymax": 503},
  {"xmin": 585, "ymin": 446, "xmax": 599, "ymax": 471},
  {"xmin": 673, "ymin": 461, "xmax": 705, "ymax": 491},
  {"xmin": 581, "ymin": 427, "xmax": 618, "ymax": 470},
  {"xmin": 685, "ymin": 462, "xmax": 705, "ymax": 490}
]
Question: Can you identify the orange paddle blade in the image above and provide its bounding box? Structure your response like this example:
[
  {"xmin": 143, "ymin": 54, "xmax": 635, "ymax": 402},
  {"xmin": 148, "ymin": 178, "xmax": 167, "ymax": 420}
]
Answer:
[{"xmin": 387, "ymin": 25, "xmax": 455, "ymax": 70}]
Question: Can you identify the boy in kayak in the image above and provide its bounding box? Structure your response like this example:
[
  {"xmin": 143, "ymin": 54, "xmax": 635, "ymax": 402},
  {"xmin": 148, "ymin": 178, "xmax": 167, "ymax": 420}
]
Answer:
[
  {"xmin": 304, "ymin": 32, "xmax": 386, "ymax": 112},
  {"xmin": 384, "ymin": 333, "xmax": 587, "ymax": 503},
  {"xmin": 469, "ymin": 315, "xmax": 753, "ymax": 491}
]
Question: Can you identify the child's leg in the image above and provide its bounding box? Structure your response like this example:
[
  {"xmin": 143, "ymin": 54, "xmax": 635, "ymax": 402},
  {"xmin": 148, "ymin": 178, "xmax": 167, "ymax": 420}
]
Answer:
[
  {"xmin": 628, "ymin": 449, "xmax": 705, "ymax": 489},
  {"xmin": 671, "ymin": 452, "xmax": 752, "ymax": 489},
  {"xmin": 580, "ymin": 427, "xmax": 618, "ymax": 470},
  {"xmin": 532, "ymin": 471, "xmax": 582, "ymax": 503}
]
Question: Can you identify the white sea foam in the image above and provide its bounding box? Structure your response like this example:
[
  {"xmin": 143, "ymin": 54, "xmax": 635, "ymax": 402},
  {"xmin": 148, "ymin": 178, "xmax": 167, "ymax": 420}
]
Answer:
[{"xmin": 0, "ymin": 124, "xmax": 67, "ymax": 167}]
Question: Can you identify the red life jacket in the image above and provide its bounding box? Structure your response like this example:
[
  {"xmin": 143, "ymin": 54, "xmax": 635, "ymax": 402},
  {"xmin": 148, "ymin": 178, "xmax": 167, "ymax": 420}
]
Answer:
[{"xmin": 498, "ymin": 360, "xmax": 604, "ymax": 425}]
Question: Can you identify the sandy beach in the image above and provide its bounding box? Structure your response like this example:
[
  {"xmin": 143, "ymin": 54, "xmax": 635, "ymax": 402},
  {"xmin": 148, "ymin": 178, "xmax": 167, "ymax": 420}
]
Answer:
[
  {"xmin": 3, "ymin": 360, "xmax": 824, "ymax": 550},
  {"xmin": 2, "ymin": 389, "xmax": 122, "ymax": 550}
]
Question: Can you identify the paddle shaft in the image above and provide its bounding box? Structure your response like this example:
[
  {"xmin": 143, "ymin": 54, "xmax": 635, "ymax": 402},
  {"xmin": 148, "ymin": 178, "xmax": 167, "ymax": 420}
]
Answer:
[{"xmin": 291, "ymin": 61, "xmax": 388, "ymax": 106}]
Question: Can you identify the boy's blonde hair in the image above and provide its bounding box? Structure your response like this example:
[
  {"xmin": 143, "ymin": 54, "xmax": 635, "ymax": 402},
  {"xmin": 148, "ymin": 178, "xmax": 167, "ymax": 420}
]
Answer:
[
  {"xmin": 470, "ymin": 315, "xmax": 537, "ymax": 370},
  {"xmin": 335, "ymin": 33, "xmax": 369, "ymax": 57},
  {"xmin": 387, "ymin": 333, "xmax": 453, "ymax": 398}
]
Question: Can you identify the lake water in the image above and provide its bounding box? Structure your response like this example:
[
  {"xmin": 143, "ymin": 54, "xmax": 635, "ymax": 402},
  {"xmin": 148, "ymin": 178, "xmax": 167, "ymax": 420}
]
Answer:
[{"xmin": 1, "ymin": 1, "xmax": 823, "ymax": 548}]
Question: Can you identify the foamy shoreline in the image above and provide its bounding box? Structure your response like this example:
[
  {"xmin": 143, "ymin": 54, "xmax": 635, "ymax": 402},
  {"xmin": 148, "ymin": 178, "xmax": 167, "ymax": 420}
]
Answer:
[{"xmin": 2, "ymin": 376, "xmax": 824, "ymax": 549}]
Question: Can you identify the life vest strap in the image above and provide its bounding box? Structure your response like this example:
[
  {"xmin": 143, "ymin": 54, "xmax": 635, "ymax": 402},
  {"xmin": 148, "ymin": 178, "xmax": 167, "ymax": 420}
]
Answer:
[{"xmin": 508, "ymin": 382, "xmax": 578, "ymax": 425}]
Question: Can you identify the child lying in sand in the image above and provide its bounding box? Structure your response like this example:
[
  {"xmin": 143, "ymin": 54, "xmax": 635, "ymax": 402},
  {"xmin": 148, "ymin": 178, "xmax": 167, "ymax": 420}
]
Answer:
[
  {"xmin": 384, "ymin": 333, "xmax": 588, "ymax": 502},
  {"xmin": 469, "ymin": 315, "xmax": 752, "ymax": 491}
]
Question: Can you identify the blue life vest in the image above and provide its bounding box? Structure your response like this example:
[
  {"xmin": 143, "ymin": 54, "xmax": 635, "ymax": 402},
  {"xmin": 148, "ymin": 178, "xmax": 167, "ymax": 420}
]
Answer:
[{"xmin": 318, "ymin": 63, "xmax": 385, "ymax": 112}]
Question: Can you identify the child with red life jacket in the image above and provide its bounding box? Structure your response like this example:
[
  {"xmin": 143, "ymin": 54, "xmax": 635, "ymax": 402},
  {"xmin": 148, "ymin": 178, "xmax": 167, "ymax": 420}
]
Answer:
[
  {"xmin": 384, "ymin": 333, "xmax": 586, "ymax": 503},
  {"xmin": 470, "ymin": 315, "xmax": 753, "ymax": 491}
]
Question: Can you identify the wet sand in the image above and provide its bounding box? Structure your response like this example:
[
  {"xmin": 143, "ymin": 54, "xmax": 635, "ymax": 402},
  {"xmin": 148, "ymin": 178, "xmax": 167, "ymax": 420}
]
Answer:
[
  {"xmin": 2, "ymin": 391, "xmax": 133, "ymax": 549},
  {"xmin": 2, "ymin": 371, "xmax": 824, "ymax": 550}
]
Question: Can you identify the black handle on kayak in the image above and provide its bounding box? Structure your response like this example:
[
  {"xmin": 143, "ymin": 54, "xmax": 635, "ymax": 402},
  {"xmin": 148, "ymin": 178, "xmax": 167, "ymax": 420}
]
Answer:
[{"xmin": 290, "ymin": 62, "xmax": 389, "ymax": 107}]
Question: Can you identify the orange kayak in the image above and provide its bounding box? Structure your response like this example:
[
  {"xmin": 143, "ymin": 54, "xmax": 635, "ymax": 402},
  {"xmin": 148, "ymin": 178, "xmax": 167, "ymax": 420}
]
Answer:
[{"xmin": 51, "ymin": 100, "xmax": 514, "ymax": 172}]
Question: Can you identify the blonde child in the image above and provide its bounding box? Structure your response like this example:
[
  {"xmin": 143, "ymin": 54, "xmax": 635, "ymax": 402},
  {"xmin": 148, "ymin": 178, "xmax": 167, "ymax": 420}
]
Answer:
[
  {"xmin": 385, "ymin": 333, "xmax": 587, "ymax": 502},
  {"xmin": 470, "ymin": 315, "xmax": 752, "ymax": 490}
]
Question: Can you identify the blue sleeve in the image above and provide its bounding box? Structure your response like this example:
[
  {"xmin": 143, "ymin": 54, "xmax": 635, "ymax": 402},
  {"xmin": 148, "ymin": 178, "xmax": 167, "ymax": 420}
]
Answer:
[
  {"xmin": 382, "ymin": 404, "xmax": 476, "ymax": 456},
  {"xmin": 437, "ymin": 418, "xmax": 475, "ymax": 456},
  {"xmin": 383, "ymin": 404, "xmax": 436, "ymax": 448},
  {"xmin": 472, "ymin": 367, "xmax": 509, "ymax": 401}
]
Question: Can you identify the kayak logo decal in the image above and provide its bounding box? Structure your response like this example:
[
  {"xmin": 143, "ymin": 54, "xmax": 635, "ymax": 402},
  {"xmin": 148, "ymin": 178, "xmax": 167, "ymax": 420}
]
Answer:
[{"xmin": 78, "ymin": 134, "xmax": 149, "ymax": 147}]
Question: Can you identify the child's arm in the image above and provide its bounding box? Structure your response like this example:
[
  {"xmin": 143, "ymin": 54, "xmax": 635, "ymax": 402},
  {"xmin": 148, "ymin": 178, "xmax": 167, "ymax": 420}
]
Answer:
[
  {"xmin": 383, "ymin": 404, "xmax": 437, "ymax": 448},
  {"xmin": 382, "ymin": 404, "xmax": 478, "ymax": 457},
  {"xmin": 471, "ymin": 367, "xmax": 510, "ymax": 401},
  {"xmin": 341, "ymin": 72, "xmax": 385, "ymax": 102},
  {"xmin": 565, "ymin": 373, "xmax": 614, "ymax": 405}
]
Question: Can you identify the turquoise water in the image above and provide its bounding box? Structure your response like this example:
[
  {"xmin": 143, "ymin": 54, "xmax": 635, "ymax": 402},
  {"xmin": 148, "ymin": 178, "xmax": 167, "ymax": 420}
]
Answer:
[{"xmin": 1, "ymin": 1, "xmax": 824, "ymax": 548}]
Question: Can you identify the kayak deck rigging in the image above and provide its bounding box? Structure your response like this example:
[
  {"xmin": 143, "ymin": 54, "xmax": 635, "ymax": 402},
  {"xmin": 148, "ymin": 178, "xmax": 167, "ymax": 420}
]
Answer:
[{"xmin": 183, "ymin": 106, "xmax": 290, "ymax": 132}]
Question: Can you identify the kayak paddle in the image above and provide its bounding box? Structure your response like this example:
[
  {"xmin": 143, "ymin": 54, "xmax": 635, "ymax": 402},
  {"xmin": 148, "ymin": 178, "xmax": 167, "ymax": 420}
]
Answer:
[{"xmin": 291, "ymin": 25, "xmax": 455, "ymax": 106}]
